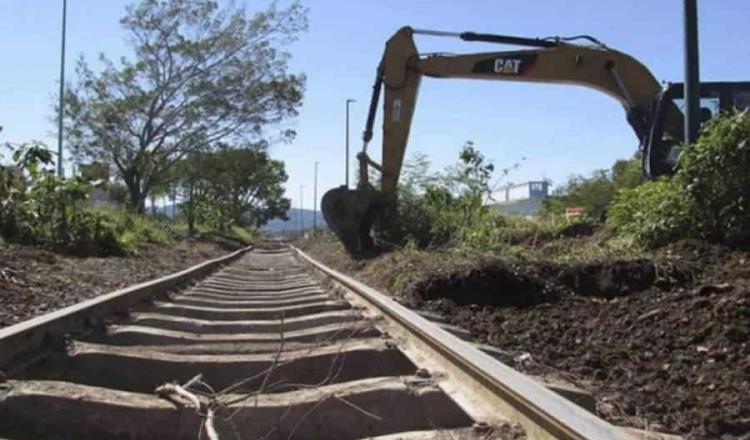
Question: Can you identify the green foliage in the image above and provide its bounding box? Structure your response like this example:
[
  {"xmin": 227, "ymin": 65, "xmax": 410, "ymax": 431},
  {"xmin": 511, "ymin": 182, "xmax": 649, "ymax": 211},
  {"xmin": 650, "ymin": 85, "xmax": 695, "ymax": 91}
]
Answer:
[
  {"xmin": 609, "ymin": 178, "xmax": 692, "ymax": 248},
  {"xmin": 64, "ymin": 0, "xmax": 306, "ymax": 211},
  {"xmin": 105, "ymin": 208, "xmax": 171, "ymax": 252},
  {"xmin": 173, "ymin": 145, "xmax": 290, "ymax": 234},
  {"xmin": 541, "ymin": 156, "xmax": 642, "ymax": 219},
  {"xmin": 106, "ymin": 182, "xmax": 130, "ymax": 205},
  {"xmin": 610, "ymin": 111, "xmax": 750, "ymax": 247},
  {"xmin": 230, "ymin": 225, "xmax": 259, "ymax": 245},
  {"xmin": 680, "ymin": 112, "xmax": 750, "ymax": 244},
  {"xmin": 442, "ymin": 141, "xmax": 495, "ymax": 197},
  {"xmin": 376, "ymin": 147, "xmax": 494, "ymax": 249},
  {"xmin": 376, "ymin": 145, "xmax": 561, "ymax": 253},
  {"xmin": 0, "ymin": 142, "xmax": 170, "ymax": 256}
]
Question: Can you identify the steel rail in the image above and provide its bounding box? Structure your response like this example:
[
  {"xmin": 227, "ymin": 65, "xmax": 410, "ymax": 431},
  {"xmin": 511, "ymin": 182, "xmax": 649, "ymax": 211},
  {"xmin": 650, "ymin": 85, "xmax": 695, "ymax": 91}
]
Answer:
[
  {"xmin": 0, "ymin": 246, "xmax": 252, "ymax": 370},
  {"xmin": 293, "ymin": 246, "xmax": 637, "ymax": 440}
]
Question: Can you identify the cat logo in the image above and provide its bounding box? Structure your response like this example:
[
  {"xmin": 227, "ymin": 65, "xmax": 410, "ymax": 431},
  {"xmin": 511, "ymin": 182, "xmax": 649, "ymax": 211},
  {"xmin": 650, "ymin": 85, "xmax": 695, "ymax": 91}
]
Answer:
[
  {"xmin": 494, "ymin": 58, "xmax": 522, "ymax": 75},
  {"xmin": 471, "ymin": 54, "xmax": 536, "ymax": 76}
]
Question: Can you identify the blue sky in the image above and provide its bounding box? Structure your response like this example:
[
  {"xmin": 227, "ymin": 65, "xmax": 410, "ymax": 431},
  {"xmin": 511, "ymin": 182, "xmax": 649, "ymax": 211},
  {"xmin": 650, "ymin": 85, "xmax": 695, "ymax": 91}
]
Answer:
[{"xmin": 1, "ymin": 1, "xmax": 748, "ymax": 211}]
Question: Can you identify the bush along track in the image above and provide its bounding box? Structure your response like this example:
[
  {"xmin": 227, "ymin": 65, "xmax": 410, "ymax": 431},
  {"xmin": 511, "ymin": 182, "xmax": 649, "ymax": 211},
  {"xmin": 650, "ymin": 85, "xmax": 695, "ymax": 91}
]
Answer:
[
  {"xmin": 299, "ymin": 235, "xmax": 750, "ymax": 440},
  {"xmin": 610, "ymin": 111, "xmax": 750, "ymax": 248},
  {"xmin": 0, "ymin": 142, "xmax": 170, "ymax": 257}
]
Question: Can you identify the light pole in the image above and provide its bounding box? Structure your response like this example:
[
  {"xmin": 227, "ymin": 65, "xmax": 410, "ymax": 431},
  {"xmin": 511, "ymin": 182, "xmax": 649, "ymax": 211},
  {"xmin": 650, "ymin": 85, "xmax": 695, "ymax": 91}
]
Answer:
[
  {"xmin": 313, "ymin": 161, "xmax": 318, "ymax": 233},
  {"xmin": 57, "ymin": 0, "xmax": 68, "ymax": 177},
  {"xmin": 683, "ymin": 0, "xmax": 701, "ymax": 144},
  {"xmin": 345, "ymin": 98, "xmax": 356, "ymax": 188}
]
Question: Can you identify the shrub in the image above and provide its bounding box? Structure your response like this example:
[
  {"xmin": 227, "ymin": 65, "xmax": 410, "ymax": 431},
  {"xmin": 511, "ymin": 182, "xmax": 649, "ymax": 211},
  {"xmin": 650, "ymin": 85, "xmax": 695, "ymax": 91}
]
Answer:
[
  {"xmin": 0, "ymin": 142, "xmax": 171, "ymax": 256},
  {"xmin": 375, "ymin": 146, "xmax": 580, "ymax": 253},
  {"xmin": 377, "ymin": 186, "xmax": 572, "ymax": 253},
  {"xmin": 609, "ymin": 178, "xmax": 693, "ymax": 248},
  {"xmin": 106, "ymin": 183, "xmax": 129, "ymax": 205},
  {"xmin": 680, "ymin": 111, "xmax": 750, "ymax": 244},
  {"xmin": 540, "ymin": 156, "xmax": 642, "ymax": 220},
  {"xmin": 230, "ymin": 225, "xmax": 258, "ymax": 245},
  {"xmin": 610, "ymin": 111, "xmax": 750, "ymax": 248},
  {"xmin": 89, "ymin": 208, "xmax": 172, "ymax": 255}
]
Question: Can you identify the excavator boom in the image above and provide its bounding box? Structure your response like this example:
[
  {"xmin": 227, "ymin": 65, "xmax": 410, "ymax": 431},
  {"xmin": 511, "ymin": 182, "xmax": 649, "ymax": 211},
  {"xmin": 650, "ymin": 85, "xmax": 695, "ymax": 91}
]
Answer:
[{"xmin": 322, "ymin": 26, "xmax": 738, "ymax": 254}]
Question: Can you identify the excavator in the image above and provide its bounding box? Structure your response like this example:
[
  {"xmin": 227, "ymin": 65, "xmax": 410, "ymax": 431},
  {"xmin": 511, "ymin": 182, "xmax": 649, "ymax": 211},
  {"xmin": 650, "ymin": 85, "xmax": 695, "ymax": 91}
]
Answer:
[{"xmin": 322, "ymin": 26, "xmax": 750, "ymax": 254}]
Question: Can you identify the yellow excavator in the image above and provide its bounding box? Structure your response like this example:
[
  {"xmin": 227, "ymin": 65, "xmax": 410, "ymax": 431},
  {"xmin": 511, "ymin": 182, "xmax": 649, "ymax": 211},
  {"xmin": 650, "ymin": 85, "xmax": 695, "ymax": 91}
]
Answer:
[{"xmin": 322, "ymin": 26, "xmax": 750, "ymax": 254}]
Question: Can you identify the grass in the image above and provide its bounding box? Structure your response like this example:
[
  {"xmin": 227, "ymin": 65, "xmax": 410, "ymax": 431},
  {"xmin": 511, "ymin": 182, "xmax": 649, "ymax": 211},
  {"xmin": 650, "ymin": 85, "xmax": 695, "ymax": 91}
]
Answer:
[
  {"xmin": 168, "ymin": 222, "xmax": 257, "ymax": 243},
  {"xmin": 361, "ymin": 244, "xmax": 488, "ymax": 296},
  {"xmin": 502, "ymin": 229, "xmax": 643, "ymax": 264},
  {"xmin": 230, "ymin": 225, "xmax": 258, "ymax": 245},
  {"xmin": 84, "ymin": 209, "xmax": 257, "ymax": 255},
  {"xmin": 87, "ymin": 207, "xmax": 173, "ymax": 255}
]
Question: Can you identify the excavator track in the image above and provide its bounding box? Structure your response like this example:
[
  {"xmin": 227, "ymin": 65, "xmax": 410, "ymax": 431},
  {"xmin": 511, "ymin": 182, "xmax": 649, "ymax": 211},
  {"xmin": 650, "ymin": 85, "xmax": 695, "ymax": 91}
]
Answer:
[{"xmin": 0, "ymin": 243, "xmax": 658, "ymax": 439}]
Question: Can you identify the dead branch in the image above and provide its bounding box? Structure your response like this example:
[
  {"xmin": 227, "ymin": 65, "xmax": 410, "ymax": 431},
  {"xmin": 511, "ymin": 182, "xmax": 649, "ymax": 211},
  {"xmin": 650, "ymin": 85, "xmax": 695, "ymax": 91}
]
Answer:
[{"xmin": 155, "ymin": 383, "xmax": 202, "ymax": 410}]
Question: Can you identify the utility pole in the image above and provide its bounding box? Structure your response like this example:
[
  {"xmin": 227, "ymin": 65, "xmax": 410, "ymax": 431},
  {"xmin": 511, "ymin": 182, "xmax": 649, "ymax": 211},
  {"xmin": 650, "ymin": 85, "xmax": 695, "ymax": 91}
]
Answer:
[
  {"xmin": 345, "ymin": 98, "xmax": 356, "ymax": 188},
  {"xmin": 684, "ymin": 0, "xmax": 701, "ymax": 144},
  {"xmin": 313, "ymin": 161, "xmax": 318, "ymax": 233},
  {"xmin": 57, "ymin": 0, "xmax": 68, "ymax": 177}
]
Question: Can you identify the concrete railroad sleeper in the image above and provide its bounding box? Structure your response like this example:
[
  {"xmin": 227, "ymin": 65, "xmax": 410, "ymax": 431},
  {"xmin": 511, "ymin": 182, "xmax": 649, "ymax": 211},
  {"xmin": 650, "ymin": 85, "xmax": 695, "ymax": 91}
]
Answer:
[{"xmin": 0, "ymin": 244, "xmax": 665, "ymax": 439}]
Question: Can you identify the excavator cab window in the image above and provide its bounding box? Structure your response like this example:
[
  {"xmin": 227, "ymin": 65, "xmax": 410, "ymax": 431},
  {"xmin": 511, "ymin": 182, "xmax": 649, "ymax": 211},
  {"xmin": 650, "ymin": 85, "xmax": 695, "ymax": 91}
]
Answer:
[
  {"xmin": 648, "ymin": 81, "xmax": 750, "ymax": 178},
  {"xmin": 672, "ymin": 94, "xmax": 720, "ymax": 120},
  {"xmin": 664, "ymin": 81, "xmax": 750, "ymax": 114}
]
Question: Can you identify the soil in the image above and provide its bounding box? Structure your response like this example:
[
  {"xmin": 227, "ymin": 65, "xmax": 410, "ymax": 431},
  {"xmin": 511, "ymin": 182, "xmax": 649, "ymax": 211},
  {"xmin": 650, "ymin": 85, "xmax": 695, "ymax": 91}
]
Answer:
[
  {"xmin": 300, "ymin": 236, "xmax": 750, "ymax": 440},
  {"xmin": 0, "ymin": 240, "xmax": 237, "ymax": 329}
]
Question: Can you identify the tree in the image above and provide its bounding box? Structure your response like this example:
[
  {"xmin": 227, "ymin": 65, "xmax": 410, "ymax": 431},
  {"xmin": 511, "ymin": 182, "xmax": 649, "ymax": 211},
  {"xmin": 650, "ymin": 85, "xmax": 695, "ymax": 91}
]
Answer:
[
  {"xmin": 443, "ymin": 141, "xmax": 495, "ymax": 198},
  {"xmin": 174, "ymin": 146, "xmax": 290, "ymax": 233},
  {"xmin": 400, "ymin": 152, "xmax": 435, "ymax": 192},
  {"xmin": 611, "ymin": 155, "xmax": 642, "ymax": 190},
  {"xmin": 173, "ymin": 153, "xmax": 207, "ymax": 234},
  {"xmin": 540, "ymin": 154, "xmax": 642, "ymax": 219},
  {"xmin": 65, "ymin": 0, "xmax": 306, "ymax": 212},
  {"xmin": 201, "ymin": 145, "xmax": 290, "ymax": 228}
]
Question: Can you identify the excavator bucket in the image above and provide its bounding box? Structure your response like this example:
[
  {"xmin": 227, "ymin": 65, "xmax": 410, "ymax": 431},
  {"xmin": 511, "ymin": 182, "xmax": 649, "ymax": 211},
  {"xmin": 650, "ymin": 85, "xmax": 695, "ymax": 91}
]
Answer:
[{"xmin": 321, "ymin": 186, "xmax": 380, "ymax": 255}]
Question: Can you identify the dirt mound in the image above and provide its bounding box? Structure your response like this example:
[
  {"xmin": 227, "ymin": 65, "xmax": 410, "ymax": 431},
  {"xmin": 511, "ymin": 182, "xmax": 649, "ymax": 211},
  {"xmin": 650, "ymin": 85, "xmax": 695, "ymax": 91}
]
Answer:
[
  {"xmin": 413, "ymin": 262, "xmax": 558, "ymax": 307},
  {"xmin": 299, "ymin": 235, "xmax": 750, "ymax": 439},
  {"xmin": 459, "ymin": 283, "xmax": 750, "ymax": 439},
  {"xmin": 557, "ymin": 259, "xmax": 656, "ymax": 298}
]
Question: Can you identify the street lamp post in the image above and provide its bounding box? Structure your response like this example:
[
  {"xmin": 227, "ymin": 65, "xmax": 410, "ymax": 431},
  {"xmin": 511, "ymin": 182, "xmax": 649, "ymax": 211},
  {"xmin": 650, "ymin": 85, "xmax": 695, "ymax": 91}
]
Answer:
[
  {"xmin": 57, "ymin": 0, "xmax": 68, "ymax": 177},
  {"xmin": 345, "ymin": 98, "xmax": 356, "ymax": 188},
  {"xmin": 684, "ymin": 0, "xmax": 701, "ymax": 144}
]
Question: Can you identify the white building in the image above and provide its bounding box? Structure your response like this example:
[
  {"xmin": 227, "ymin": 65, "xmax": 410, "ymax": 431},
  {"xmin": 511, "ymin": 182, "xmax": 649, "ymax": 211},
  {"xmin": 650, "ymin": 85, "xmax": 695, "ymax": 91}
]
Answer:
[{"xmin": 486, "ymin": 181, "xmax": 549, "ymax": 217}]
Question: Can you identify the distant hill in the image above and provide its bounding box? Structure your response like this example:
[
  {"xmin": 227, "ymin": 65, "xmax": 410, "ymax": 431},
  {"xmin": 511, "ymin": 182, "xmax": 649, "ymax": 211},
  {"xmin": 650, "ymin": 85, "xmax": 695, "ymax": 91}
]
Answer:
[{"xmin": 262, "ymin": 208, "xmax": 326, "ymax": 233}]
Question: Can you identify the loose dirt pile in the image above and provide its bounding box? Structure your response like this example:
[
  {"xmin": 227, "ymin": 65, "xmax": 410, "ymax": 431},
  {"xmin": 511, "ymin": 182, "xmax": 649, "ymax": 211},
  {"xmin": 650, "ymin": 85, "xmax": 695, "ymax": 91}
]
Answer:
[
  {"xmin": 300, "ymin": 236, "xmax": 750, "ymax": 440},
  {"xmin": 0, "ymin": 240, "xmax": 234, "ymax": 329}
]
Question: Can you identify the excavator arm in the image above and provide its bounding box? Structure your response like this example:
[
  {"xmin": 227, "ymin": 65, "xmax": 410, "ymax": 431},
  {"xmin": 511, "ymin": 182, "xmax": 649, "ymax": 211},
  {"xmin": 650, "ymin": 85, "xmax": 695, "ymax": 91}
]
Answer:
[{"xmin": 323, "ymin": 26, "xmax": 685, "ymax": 254}]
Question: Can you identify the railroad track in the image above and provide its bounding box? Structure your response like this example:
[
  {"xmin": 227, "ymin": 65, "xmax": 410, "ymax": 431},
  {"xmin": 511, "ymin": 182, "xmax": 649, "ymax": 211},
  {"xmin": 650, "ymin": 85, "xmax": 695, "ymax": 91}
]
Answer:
[{"xmin": 0, "ymin": 243, "xmax": 670, "ymax": 439}]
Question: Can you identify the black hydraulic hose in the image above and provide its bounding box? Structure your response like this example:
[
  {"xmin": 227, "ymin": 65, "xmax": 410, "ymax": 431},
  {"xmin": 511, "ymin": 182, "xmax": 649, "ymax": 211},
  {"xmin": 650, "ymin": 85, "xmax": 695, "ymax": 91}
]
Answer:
[
  {"xmin": 362, "ymin": 64, "xmax": 384, "ymax": 146},
  {"xmin": 460, "ymin": 32, "xmax": 558, "ymax": 48}
]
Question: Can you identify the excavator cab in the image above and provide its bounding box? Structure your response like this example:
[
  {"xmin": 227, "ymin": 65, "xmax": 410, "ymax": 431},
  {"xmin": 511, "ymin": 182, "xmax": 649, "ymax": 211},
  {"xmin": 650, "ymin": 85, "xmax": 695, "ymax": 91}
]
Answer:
[
  {"xmin": 646, "ymin": 81, "xmax": 750, "ymax": 176},
  {"xmin": 322, "ymin": 26, "xmax": 750, "ymax": 255}
]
